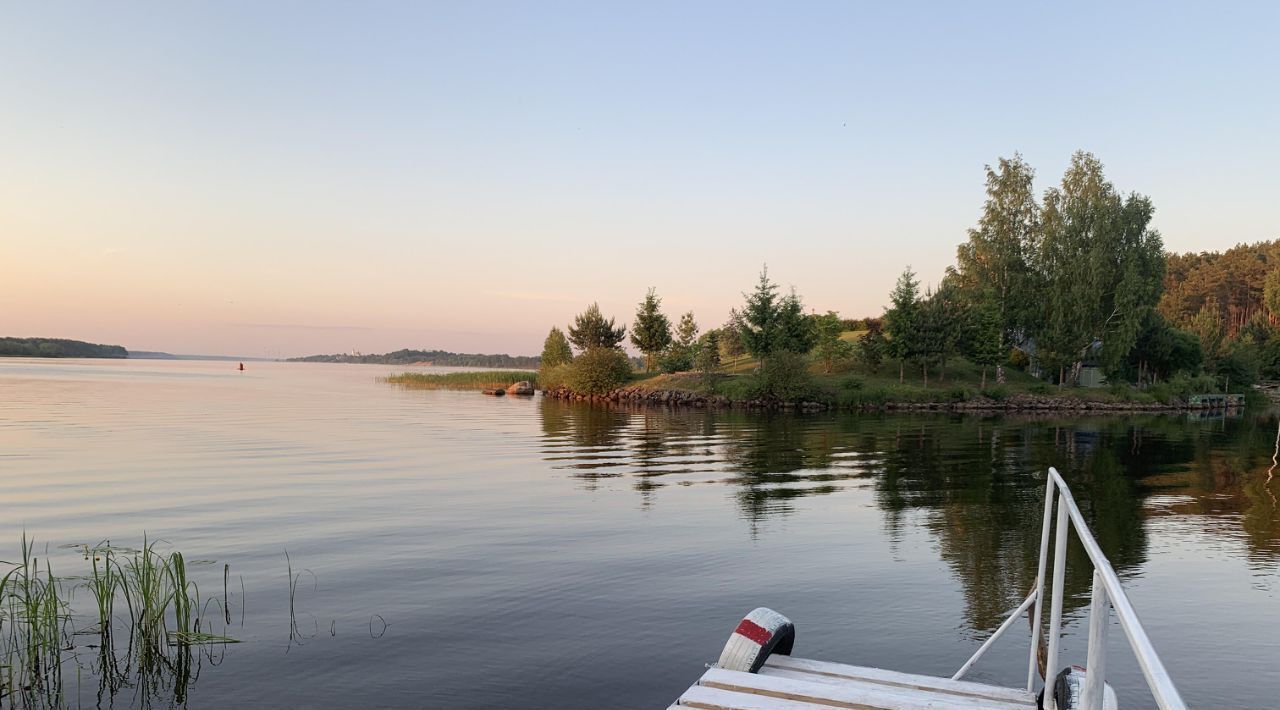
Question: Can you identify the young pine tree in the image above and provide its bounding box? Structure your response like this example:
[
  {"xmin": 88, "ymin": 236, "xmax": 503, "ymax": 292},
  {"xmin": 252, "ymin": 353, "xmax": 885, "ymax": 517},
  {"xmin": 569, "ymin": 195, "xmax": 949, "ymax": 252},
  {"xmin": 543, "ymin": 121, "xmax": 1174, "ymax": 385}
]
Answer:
[
  {"xmin": 675, "ymin": 312, "xmax": 699, "ymax": 349},
  {"xmin": 568, "ymin": 303, "xmax": 626, "ymax": 352},
  {"xmin": 964, "ymin": 299, "xmax": 1003, "ymax": 390},
  {"xmin": 694, "ymin": 329, "xmax": 722, "ymax": 387},
  {"xmin": 540, "ymin": 327, "xmax": 573, "ymax": 368},
  {"xmin": 629, "ymin": 288, "xmax": 672, "ymax": 371},
  {"xmin": 883, "ymin": 267, "xmax": 921, "ymax": 383},
  {"xmin": 740, "ymin": 267, "xmax": 782, "ymax": 364}
]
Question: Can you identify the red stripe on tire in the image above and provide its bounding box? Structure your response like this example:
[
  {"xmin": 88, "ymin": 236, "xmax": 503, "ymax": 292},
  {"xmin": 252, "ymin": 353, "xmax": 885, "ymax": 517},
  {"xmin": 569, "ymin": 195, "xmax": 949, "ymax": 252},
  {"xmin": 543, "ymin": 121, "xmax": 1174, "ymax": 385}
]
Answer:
[{"xmin": 734, "ymin": 619, "xmax": 773, "ymax": 645}]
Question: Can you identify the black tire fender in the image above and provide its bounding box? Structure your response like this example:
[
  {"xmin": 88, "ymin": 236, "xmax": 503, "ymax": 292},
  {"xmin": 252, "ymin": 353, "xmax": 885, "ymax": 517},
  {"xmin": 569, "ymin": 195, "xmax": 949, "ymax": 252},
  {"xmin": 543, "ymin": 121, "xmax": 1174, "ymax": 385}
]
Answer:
[{"xmin": 1038, "ymin": 666, "xmax": 1118, "ymax": 710}]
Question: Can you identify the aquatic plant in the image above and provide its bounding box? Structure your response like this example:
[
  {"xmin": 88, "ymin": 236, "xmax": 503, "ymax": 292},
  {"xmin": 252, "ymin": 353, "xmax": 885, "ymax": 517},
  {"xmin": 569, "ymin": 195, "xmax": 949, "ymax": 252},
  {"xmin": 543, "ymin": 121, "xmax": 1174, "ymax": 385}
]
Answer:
[
  {"xmin": 0, "ymin": 535, "xmax": 236, "ymax": 708},
  {"xmin": 285, "ymin": 550, "xmax": 320, "ymax": 649},
  {"xmin": 0, "ymin": 534, "xmax": 68, "ymax": 705},
  {"xmin": 382, "ymin": 371, "xmax": 537, "ymax": 390}
]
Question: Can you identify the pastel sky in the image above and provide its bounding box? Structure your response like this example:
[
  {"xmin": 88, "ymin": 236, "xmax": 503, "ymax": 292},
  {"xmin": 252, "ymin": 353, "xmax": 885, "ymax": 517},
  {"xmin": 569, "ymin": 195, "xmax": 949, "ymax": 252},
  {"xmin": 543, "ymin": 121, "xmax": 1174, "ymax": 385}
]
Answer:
[{"xmin": 2, "ymin": 2, "xmax": 1276, "ymax": 358}]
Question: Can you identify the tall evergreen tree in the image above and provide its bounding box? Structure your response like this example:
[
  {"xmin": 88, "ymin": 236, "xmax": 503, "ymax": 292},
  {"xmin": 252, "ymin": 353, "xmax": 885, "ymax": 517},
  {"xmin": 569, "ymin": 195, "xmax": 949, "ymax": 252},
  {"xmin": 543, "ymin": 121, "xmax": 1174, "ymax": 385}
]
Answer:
[
  {"xmin": 540, "ymin": 327, "xmax": 573, "ymax": 368},
  {"xmin": 1264, "ymin": 269, "xmax": 1280, "ymax": 321},
  {"xmin": 738, "ymin": 268, "xmax": 817, "ymax": 368},
  {"xmin": 740, "ymin": 268, "xmax": 782, "ymax": 362},
  {"xmin": 883, "ymin": 267, "xmax": 921, "ymax": 383},
  {"xmin": 629, "ymin": 288, "xmax": 672, "ymax": 371},
  {"xmin": 568, "ymin": 303, "xmax": 626, "ymax": 352},
  {"xmin": 694, "ymin": 329, "xmax": 722, "ymax": 386},
  {"xmin": 777, "ymin": 290, "xmax": 818, "ymax": 354}
]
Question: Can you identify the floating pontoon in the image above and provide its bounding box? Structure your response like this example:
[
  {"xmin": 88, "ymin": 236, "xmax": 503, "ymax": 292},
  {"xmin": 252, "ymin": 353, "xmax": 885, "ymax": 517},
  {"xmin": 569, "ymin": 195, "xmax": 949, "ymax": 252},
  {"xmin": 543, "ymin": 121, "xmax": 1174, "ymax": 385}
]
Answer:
[{"xmin": 672, "ymin": 468, "xmax": 1187, "ymax": 710}]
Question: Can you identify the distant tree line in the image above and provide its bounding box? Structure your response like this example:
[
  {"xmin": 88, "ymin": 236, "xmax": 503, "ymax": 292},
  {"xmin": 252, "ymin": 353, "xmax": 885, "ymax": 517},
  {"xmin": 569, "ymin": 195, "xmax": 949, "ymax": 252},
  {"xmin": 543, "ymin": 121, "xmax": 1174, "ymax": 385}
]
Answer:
[
  {"xmin": 0, "ymin": 337, "xmax": 128, "ymax": 359},
  {"xmin": 290, "ymin": 349, "xmax": 540, "ymax": 368},
  {"xmin": 1156, "ymin": 239, "xmax": 1280, "ymax": 385},
  {"xmin": 1161, "ymin": 240, "xmax": 1280, "ymax": 335}
]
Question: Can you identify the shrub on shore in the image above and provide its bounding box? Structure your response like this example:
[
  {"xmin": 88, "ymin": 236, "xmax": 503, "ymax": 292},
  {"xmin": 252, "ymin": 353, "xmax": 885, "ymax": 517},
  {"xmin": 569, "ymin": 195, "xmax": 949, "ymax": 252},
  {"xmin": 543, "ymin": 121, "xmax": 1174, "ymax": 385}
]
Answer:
[
  {"xmin": 1147, "ymin": 372, "xmax": 1219, "ymax": 404},
  {"xmin": 567, "ymin": 348, "xmax": 633, "ymax": 395},
  {"xmin": 748, "ymin": 351, "xmax": 815, "ymax": 402},
  {"xmin": 538, "ymin": 363, "xmax": 572, "ymax": 390}
]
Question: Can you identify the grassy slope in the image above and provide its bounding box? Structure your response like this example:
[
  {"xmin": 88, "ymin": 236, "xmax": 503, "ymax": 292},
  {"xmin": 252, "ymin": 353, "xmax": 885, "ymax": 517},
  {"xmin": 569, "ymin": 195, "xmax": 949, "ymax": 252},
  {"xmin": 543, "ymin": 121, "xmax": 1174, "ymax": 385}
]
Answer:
[
  {"xmin": 630, "ymin": 356, "xmax": 1044, "ymax": 401},
  {"xmin": 623, "ymin": 332, "xmax": 1199, "ymax": 406}
]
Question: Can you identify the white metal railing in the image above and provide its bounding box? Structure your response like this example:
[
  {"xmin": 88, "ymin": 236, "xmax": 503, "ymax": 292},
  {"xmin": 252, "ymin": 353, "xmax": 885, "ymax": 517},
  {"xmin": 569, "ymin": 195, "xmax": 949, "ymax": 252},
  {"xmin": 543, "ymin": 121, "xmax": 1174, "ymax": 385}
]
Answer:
[{"xmin": 951, "ymin": 468, "xmax": 1187, "ymax": 710}]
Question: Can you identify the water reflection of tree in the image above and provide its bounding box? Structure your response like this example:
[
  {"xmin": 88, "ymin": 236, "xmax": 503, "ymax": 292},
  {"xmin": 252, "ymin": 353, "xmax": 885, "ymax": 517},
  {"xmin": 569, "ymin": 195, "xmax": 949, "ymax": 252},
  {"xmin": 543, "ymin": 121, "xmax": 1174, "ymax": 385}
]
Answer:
[
  {"xmin": 537, "ymin": 399, "xmax": 1280, "ymax": 630},
  {"xmin": 537, "ymin": 399, "xmax": 632, "ymax": 491},
  {"xmin": 1153, "ymin": 413, "xmax": 1280, "ymax": 564},
  {"xmin": 537, "ymin": 400, "xmax": 870, "ymax": 512}
]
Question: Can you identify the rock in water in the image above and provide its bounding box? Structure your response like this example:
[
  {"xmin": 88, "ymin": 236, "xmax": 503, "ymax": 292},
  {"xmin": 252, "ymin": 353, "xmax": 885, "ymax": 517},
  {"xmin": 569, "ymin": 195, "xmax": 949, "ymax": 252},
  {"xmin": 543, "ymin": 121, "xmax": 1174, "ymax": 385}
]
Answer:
[
  {"xmin": 482, "ymin": 388, "xmax": 506, "ymax": 396},
  {"xmin": 506, "ymin": 380, "xmax": 534, "ymax": 396}
]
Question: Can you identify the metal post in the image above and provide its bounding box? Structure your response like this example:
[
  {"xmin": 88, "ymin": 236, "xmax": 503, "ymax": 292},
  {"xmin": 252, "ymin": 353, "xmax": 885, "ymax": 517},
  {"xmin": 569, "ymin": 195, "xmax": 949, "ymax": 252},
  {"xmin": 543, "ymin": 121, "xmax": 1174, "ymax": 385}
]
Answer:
[
  {"xmin": 1044, "ymin": 495, "xmax": 1070, "ymax": 710},
  {"xmin": 1028, "ymin": 474, "xmax": 1057, "ymax": 691},
  {"xmin": 1049, "ymin": 469, "xmax": 1187, "ymax": 710},
  {"xmin": 952, "ymin": 591, "xmax": 1039, "ymax": 681},
  {"xmin": 1082, "ymin": 569, "xmax": 1110, "ymax": 710}
]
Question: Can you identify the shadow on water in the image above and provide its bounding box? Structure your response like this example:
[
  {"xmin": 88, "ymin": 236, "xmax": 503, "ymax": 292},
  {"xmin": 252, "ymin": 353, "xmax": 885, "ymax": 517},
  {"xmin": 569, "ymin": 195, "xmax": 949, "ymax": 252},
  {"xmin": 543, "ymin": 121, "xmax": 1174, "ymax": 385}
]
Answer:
[{"xmin": 537, "ymin": 398, "xmax": 1280, "ymax": 633}]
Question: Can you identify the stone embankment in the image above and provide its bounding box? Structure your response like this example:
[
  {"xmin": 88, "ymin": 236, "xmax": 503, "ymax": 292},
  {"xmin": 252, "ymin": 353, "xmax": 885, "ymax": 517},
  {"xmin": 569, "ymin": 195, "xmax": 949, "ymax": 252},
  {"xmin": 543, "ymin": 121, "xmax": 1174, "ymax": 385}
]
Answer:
[
  {"xmin": 539, "ymin": 385, "xmax": 1235, "ymax": 413},
  {"xmin": 541, "ymin": 384, "xmax": 741, "ymax": 408}
]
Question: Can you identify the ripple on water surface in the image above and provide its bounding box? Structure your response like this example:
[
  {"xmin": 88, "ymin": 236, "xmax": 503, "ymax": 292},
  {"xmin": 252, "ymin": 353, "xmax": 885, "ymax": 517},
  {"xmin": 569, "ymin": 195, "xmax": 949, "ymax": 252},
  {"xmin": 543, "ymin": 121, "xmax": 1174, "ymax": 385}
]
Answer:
[{"xmin": 0, "ymin": 358, "xmax": 1277, "ymax": 709}]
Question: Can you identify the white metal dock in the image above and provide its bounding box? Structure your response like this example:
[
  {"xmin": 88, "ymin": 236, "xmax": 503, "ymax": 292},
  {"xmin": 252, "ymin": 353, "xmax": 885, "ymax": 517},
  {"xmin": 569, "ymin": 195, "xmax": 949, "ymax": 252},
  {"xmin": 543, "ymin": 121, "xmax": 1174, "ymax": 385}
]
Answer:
[{"xmin": 671, "ymin": 468, "xmax": 1188, "ymax": 710}]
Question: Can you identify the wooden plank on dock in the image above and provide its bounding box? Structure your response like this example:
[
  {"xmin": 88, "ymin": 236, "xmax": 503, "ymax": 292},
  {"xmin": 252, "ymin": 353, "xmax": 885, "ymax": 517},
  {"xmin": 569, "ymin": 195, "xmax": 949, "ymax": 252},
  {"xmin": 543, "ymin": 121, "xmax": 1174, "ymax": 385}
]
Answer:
[
  {"xmin": 762, "ymin": 657, "xmax": 1034, "ymax": 705},
  {"xmin": 678, "ymin": 666, "xmax": 1035, "ymax": 710},
  {"xmin": 754, "ymin": 668, "xmax": 1031, "ymax": 710},
  {"xmin": 677, "ymin": 684, "xmax": 842, "ymax": 709}
]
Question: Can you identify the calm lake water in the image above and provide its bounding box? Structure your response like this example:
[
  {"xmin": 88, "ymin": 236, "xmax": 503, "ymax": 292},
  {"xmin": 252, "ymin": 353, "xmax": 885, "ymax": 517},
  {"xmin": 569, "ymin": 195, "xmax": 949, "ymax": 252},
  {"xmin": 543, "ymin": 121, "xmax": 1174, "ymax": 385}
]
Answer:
[{"xmin": 1, "ymin": 358, "xmax": 1277, "ymax": 708}]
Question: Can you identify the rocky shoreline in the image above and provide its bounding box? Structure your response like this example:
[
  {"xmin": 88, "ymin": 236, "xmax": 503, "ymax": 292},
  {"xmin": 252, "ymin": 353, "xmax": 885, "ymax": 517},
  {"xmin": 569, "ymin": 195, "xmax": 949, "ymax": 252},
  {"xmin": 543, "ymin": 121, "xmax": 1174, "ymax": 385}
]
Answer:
[{"xmin": 539, "ymin": 384, "xmax": 1244, "ymax": 413}]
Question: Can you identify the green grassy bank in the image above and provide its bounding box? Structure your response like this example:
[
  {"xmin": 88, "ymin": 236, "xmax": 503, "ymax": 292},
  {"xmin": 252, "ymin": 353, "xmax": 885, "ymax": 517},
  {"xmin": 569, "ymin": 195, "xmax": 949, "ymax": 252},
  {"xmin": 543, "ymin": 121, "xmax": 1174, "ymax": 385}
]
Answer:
[{"xmin": 583, "ymin": 337, "xmax": 1261, "ymax": 409}]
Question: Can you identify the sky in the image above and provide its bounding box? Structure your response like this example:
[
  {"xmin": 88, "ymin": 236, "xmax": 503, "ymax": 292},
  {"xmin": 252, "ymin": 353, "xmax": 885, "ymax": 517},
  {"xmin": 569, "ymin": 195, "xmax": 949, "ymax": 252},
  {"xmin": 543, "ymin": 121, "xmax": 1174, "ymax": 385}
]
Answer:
[{"xmin": 2, "ymin": 2, "xmax": 1277, "ymax": 358}]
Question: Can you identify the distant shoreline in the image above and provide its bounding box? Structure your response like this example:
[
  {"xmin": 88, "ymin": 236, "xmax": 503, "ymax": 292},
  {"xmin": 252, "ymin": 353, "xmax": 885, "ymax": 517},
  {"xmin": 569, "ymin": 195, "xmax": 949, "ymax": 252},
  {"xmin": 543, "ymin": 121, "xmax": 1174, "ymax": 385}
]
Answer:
[
  {"xmin": 0, "ymin": 337, "xmax": 126, "ymax": 359},
  {"xmin": 290, "ymin": 348, "xmax": 538, "ymax": 369}
]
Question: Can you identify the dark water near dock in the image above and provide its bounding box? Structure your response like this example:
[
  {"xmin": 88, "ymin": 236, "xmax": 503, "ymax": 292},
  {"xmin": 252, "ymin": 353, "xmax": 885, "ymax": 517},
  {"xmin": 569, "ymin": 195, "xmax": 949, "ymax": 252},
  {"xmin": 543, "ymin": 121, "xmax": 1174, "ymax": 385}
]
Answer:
[{"xmin": 1, "ymin": 359, "xmax": 1277, "ymax": 708}]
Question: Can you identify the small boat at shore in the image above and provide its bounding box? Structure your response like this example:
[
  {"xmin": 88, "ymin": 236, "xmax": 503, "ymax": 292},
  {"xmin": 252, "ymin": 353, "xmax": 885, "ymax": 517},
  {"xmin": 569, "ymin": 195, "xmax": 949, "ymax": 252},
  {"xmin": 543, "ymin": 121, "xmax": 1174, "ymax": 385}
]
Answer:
[{"xmin": 671, "ymin": 468, "xmax": 1186, "ymax": 710}]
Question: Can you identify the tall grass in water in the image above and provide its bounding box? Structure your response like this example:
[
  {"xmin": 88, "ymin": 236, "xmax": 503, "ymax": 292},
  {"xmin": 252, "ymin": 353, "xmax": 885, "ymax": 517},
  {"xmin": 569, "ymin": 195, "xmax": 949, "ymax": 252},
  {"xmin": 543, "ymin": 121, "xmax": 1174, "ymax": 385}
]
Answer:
[
  {"xmin": 382, "ymin": 371, "xmax": 537, "ymax": 390},
  {"xmin": 0, "ymin": 534, "xmax": 67, "ymax": 705},
  {"xmin": 85, "ymin": 545, "xmax": 123, "ymax": 636},
  {"xmin": 284, "ymin": 550, "xmax": 320, "ymax": 649},
  {"xmin": 118, "ymin": 537, "xmax": 235, "ymax": 647},
  {"xmin": 1, "ymin": 535, "xmax": 236, "ymax": 708}
]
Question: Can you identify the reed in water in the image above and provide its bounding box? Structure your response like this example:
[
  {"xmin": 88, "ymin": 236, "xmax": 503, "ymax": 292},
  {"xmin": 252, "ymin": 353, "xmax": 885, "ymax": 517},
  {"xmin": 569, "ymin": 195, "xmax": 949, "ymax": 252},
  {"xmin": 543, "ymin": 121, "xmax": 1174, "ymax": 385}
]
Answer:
[
  {"xmin": 382, "ymin": 371, "xmax": 536, "ymax": 390},
  {"xmin": 0, "ymin": 535, "xmax": 237, "ymax": 707}
]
